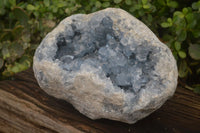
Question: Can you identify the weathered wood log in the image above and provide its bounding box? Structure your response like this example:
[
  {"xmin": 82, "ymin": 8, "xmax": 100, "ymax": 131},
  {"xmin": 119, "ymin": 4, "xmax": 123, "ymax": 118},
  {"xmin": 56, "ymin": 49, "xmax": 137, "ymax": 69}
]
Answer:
[{"xmin": 0, "ymin": 68, "xmax": 200, "ymax": 133}]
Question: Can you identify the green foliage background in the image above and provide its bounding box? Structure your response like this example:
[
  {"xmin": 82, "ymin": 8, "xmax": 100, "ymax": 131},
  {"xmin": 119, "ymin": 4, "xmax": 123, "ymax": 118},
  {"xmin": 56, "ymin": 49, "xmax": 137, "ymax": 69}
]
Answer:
[{"xmin": 0, "ymin": 0, "xmax": 200, "ymax": 93}]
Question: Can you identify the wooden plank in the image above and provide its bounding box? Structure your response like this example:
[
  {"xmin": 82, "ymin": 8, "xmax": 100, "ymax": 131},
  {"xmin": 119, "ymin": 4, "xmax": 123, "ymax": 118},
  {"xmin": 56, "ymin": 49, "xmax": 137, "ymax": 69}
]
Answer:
[{"xmin": 0, "ymin": 68, "xmax": 200, "ymax": 133}]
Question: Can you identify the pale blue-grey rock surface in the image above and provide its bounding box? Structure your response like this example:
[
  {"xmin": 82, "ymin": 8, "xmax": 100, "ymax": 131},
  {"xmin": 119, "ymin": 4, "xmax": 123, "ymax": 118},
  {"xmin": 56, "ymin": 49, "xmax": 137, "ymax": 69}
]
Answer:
[{"xmin": 33, "ymin": 8, "xmax": 178, "ymax": 124}]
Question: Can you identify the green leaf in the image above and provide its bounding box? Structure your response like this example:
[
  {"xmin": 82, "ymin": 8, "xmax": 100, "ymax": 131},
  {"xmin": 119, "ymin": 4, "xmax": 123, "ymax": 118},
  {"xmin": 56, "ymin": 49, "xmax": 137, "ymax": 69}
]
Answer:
[
  {"xmin": 10, "ymin": 63, "xmax": 20, "ymax": 73},
  {"xmin": 189, "ymin": 44, "xmax": 200, "ymax": 60},
  {"xmin": 114, "ymin": 0, "xmax": 122, "ymax": 4},
  {"xmin": 187, "ymin": 20, "xmax": 197, "ymax": 29},
  {"xmin": 176, "ymin": 17, "xmax": 186, "ymax": 28},
  {"xmin": 13, "ymin": 7, "xmax": 28, "ymax": 25},
  {"xmin": 0, "ymin": 0, "xmax": 4, "ymax": 7},
  {"xmin": 192, "ymin": 1, "xmax": 200, "ymax": 10},
  {"xmin": 147, "ymin": 14, "xmax": 152, "ymax": 22},
  {"xmin": 161, "ymin": 22, "xmax": 170, "ymax": 28},
  {"xmin": 185, "ymin": 13, "xmax": 194, "ymax": 23},
  {"xmin": 175, "ymin": 27, "xmax": 182, "ymax": 36},
  {"xmin": 48, "ymin": 13, "xmax": 54, "ymax": 20},
  {"xmin": 12, "ymin": 25, "xmax": 24, "ymax": 39},
  {"xmin": 57, "ymin": 2, "xmax": 65, "ymax": 8},
  {"xmin": 194, "ymin": 86, "xmax": 200, "ymax": 94},
  {"xmin": 143, "ymin": 4, "xmax": 150, "ymax": 9},
  {"xmin": 166, "ymin": 18, "xmax": 172, "ymax": 26},
  {"xmin": 125, "ymin": 0, "xmax": 132, "ymax": 5},
  {"xmin": 0, "ymin": 32, "xmax": 10, "ymax": 42},
  {"xmin": 129, "ymin": 7, "xmax": 136, "ymax": 12},
  {"xmin": 0, "ymin": 8, "xmax": 5, "ymax": 15},
  {"xmin": 0, "ymin": 58, "xmax": 3, "ymax": 69},
  {"xmin": 138, "ymin": 10, "xmax": 145, "ymax": 16},
  {"xmin": 167, "ymin": 1, "xmax": 178, "ymax": 8},
  {"xmin": 162, "ymin": 34, "xmax": 173, "ymax": 44},
  {"xmin": 178, "ymin": 51, "xmax": 186, "ymax": 59},
  {"xmin": 1, "ymin": 0, "xmax": 9, "ymax": 7},
  {"xmin": 114, "ymin": 5, "xmax": 120, "ymax": 8},
  {"xmin": 174, "ymin": 11, "xmax": 184, "ymax": 18},
  {"xmin": 134, "ymin": 4, "xmax": 142, "ymax": 10},
  {"xmin": 102, "ymin": 2, "xmax": 110, "ymax": 8},
  {"xmin": 9, "ymin": 56, "xmax": 31, "ymax": 74},
  {"xmin": 182, "ymin": 8, "xmax": 188, "ymax": 15},
  {"xmin": 2, "ymin": 68, "xmax": 14, "ymax": 77},
  {"xmin": 158, "ymin": 0, "xmax": 165, "ymax": 6},
  {"xmin": 185, "ymin": 13, "xmax": 196, "ymax": 28},
  {"xmin": 178, "ymin": 60, "xmax": 188, "ymax": 78},
  {"xmin": 9, "ymin": 0, "xmax": 16, "ymax": 7},
  {"xmin": 44, "ymin": 0, "xmax": 50, "ymax": 7},
  {"xmin": 95, "ymin": 1, "xmax": 101, "ymax": 8},
  {"xmin": 174, "ymin": 42, "xmax": 181, "ymax": 51},
  {"xmin": 2, "ymin": 47, "xmax": 10, "ymax": 59},
  {"xmin": 192, "ymin": 30, "xmax": 200, "ymax": 38},
  {"xmin": 178, "ymin": 30, "xmax": 187, "ymax": 42},
  {"xmin": 167, "ymin": 18, "xmax": 172, "ymax": 23},
  {"xmin": 33, "ymin": 11, "xmax": 39, "ymax": 17},
  {"xmin": 27, "ymin": 4, "xmax": 35, "ymax": 11},
  {"xmin": 10, "ymin": 43, "xmax": 24, "ymax": 57},
  {"xmin": 172, "ymin": 51, "xmax": 178, "ymax": 60},
  {"xmin": 10, "ymin": 63, "xmax": 24, "ymax": 73},
  {"xmin": 142, "ymin": 0, "xmax": 148, "ymax": 5},
  {"xmin": 22, "ymin": 33, "xmax": 31, "ymax": 43}
]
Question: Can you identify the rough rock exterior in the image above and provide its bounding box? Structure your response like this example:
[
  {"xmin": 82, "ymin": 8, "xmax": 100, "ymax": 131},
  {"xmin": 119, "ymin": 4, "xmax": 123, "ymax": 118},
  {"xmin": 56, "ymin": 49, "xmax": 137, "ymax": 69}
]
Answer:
[{"xmin": 33, "ymin": 8, "xmax": 178, "ymax": 124}]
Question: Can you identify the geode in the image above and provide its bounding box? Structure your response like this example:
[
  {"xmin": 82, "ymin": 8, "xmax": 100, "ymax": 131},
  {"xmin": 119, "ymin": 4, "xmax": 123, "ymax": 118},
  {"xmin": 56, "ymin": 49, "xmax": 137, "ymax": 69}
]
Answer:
[{"xmin": 33, "ymin": 8, "xmax": 178, "ymax": 124}]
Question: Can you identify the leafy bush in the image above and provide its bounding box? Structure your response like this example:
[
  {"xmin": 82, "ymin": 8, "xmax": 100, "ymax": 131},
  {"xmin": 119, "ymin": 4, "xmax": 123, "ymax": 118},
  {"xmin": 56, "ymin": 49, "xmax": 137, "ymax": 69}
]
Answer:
[
  {"xmin": 0, "ymin": 0, "xmax": 199, "ymax": 93},
  {"xmin": 0, "ymin": 0, "xmax": 77, "ymax": 79}
]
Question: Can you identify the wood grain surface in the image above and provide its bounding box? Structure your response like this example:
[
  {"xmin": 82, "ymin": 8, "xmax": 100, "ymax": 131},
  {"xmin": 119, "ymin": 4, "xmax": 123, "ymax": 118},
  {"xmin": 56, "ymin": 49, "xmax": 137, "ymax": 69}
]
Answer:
[{"xmin": 0, "ymin": 68, "xmax": 200, "ymax": 133}]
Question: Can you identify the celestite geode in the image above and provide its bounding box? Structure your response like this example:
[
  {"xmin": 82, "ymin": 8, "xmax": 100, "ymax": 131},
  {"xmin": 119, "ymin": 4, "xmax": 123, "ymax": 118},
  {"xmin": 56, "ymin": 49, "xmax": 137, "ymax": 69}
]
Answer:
[{"xmin": 33, "ymin": 8, "xmax": 178, "ymax": 124}]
